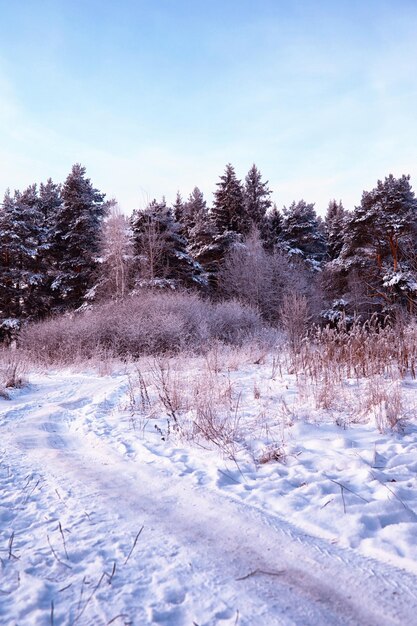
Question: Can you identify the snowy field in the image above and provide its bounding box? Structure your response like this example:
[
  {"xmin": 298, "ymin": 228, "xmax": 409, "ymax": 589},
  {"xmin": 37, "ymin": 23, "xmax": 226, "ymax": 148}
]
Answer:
[{"xmin": 2, "ymin": 351, "xmax": 417, "ymax": 625}]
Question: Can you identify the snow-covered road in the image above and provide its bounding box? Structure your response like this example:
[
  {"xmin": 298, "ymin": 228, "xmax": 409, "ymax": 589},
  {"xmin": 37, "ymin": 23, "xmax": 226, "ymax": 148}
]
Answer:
[{"xmin": 1, "ymin": 372, "xmax": 417, "ymax": 625}]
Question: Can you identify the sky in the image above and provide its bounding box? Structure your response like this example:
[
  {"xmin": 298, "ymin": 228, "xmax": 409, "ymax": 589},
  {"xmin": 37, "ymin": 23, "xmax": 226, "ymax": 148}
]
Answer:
[{"xmin": 1, "ymin": 0, "xmax": 417, "ymax": 215}]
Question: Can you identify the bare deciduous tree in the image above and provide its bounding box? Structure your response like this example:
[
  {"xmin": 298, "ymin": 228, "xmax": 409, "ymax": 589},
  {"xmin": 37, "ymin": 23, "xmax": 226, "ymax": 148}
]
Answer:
[
  {"xmin": 219, "ymin": 228, "xmax": 291, "ymax": 322},
  {"xmin": 136, "ymin": 214, "xmax": 168, "ymax": 284},
  {"xmin": 99, "ymin": 200, "xmax": 133, "ymax": 299}
]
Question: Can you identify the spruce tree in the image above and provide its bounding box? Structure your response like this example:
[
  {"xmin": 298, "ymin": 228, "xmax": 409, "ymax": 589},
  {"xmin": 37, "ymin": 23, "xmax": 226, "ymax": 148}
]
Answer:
[
  {"xmin": 0, "ymin": 190, "xmax": 20, "ymax": 319},
  {"xmin": 0, "ymin": 185, "xmax": 45, "ymax": 321},
  {"xmin": 264, "ymin": 203, "xmax": 283, "ymax": 250},
  {"xmin": 39, "ymin": 178, "xmax": 62, "ymax": 235},
  {"xmin": 324, "ymin": 200, "xmax": 348, "ymax": 260},
  {"xmin": 211, "ymin": 164, "xmax": 248, "ymax": 236},
  {"xmin": 18, "ymin": 184, "xmax": 50, "ymax": 317},
  {"xmin": 35, "ymin": 179, "xmax": 63, "ymax": 312},
  {"xmin": 51, "ymin": 164, "xmax": 106, "ymax": 308},
  {"xmin": 185, "ymin": 188, "xmax": 222, "ymax": 289},
  {"xmin": 183, "ymin": 187, "xmax": 207, "ymax": 238},
  {"xmin": 172, "ymin": 192, "xmax": 185, "ymax": 231},
  {"xmin": 243, "ymin": 164, "xmax": 272, "ymax": 234}
]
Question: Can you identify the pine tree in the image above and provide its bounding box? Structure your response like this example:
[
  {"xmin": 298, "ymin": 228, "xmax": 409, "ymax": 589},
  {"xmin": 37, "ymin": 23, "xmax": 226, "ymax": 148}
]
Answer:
[
  {"xmin": 280, "ymin": 200, "xmax": 327, "ymax": 270},
  {"xmin": 337, "ymin": 174, "xmax": 417, "ymax": 313},
  {"xmin": 211, "ymin": 164, "xmax": 248, "ymax": 236},
  {"xmin": 50, "ymin": 164, "xmax": 106, "ymax": 308},
  {"xmin": 243, "ymin": 164, "xmax": 272, "ymax": 234}
]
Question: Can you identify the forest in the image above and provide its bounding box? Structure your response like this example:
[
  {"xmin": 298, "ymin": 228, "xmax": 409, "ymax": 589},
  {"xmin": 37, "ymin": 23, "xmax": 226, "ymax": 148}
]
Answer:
[{"xmin": 1, "ymin": 162, "xmax": 417, "ymax": 345}]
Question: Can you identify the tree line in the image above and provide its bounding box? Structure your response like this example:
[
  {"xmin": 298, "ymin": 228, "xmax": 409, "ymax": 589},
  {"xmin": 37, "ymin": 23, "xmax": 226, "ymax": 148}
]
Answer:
[{"xmin": 1, "ymin": 162, "xmax": 417, "ymax": 339}]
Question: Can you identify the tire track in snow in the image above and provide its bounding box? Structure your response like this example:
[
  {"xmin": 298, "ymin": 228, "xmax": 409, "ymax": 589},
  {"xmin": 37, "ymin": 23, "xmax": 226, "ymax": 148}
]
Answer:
[{"xmin": 2, "ymin": 376, "xmax": 417, "ymax": 625}]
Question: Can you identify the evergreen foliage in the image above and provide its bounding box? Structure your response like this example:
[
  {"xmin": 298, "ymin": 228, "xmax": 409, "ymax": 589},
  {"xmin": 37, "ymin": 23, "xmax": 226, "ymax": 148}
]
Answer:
[
  {"xmin": 182, "ymin": 188, "xmax": 220, "ymax": 289},
  {"xmin": 264, "ymin": 203, "xmax": 283, "ymax": 250},
  {"xmin": 324, "ymin": 200, "xmax": 348, "ymax": 260},
  {"xmin": 172, "ymin": 192, "xmax": 185, "ymax": 232},
  {"xmin": 212, "ymin": 164, "xmax": 248, "ymax": 236},
  {"xmin": 243, "ymin": 164, "xmax": 272, "ymax": 233},
  {"xmin": 334, "ymin": 174, "xmax": 417, "ymax": 313},
  {"xmin": 50, "ymin": 164, "xmax": 106, "ymax": 308},
  {"xmin": 0, "ymin": 185, "xmax": 47, "ymax": 320},
  {"xmin": 280, "ymin": 200, "xmax": 327, "ymax": 270},
  {"xmin": 131, "ymin": 198, "xmax": 202, "ymax": 289},
  {"xmin": 3, "ymin": 162, "xmax": 417, "ymax": 335}
]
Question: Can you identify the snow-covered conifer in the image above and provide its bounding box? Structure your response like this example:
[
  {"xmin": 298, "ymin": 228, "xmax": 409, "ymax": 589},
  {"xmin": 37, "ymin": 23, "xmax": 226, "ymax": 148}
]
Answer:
[
  {"xmin": 263, "ymin": 203, "xmax": 283, "ymax": 250},
  {"xmin": 336, "ymin": 174, "xmax": 417, "ymax": 314},
  {"xmin": 243, "ymin": 164, "xmax": 272, "ymax": 234},
  {"xmin": 211, "ymin": 164, "xmax": 248, "ymax": 236},
  {"xmin": 280, "ymin": 200, "xmax": 327, "ymax": 270},
  {"xmin": 324, "ymin": 200, "xmax": 348, "ymax": 260},
  {"xmin": 0, "ymin": 185, "xmax": 46, "ymax": 319},
  {"xmin": 50, "ymin": 164, "xmax": 106, "ymax": 308},
  {"xmin": 131, "ymin": 198, "xmax": 202, "ymax": 289}
]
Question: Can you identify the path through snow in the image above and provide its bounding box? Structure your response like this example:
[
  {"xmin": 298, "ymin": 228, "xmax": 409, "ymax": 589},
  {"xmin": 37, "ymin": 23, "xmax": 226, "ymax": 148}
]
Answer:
[{"xmin": 1, "ymin": 372, "xmax": 417, "ymax": 625}]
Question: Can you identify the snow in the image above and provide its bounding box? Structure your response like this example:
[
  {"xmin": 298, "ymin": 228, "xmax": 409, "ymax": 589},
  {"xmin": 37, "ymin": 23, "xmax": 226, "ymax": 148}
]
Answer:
[
  {"xmin": 0, "ymin": 318, "xmax": 21, "ymax": 331},
  {"xmin": 2, "ymin": 357, "xmax": 417, "ymax": 624}
]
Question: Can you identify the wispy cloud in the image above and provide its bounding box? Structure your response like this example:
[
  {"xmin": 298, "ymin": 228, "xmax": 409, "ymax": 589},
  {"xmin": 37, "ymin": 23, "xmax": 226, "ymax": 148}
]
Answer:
[{"xmin": 1, "ymin": 1, "xmax": 417, "ymax": 213}]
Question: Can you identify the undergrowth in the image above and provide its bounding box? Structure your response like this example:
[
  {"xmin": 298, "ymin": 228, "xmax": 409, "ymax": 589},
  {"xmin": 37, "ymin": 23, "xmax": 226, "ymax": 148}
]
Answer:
[{"xmin": 19, "ymin": 291, "xmax": 268, "ymax": 365}]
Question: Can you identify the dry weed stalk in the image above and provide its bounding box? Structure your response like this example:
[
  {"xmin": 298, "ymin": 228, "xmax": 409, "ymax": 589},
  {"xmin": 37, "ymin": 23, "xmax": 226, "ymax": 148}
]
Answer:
[
  {"xmin": 257, "ymin": 444, "xmax": 286, "ymax": 464},
  {"xmin": 361, "ymin": 376, "xmax": 404, "ymax": 432},
  {"xmin": 304, "ymin": 317, "xmax": 417, "ymax": 382},
  {"xmin": 150, "ymin": 357, "xmax": 189, "ymax": 435},
  {"xmin": 187, "ymin": 364, "xmax": 245, "ymax": 460},
  {"xmin": 280, "ymin": 316, "xmax": 417, "ymax": 431},
  {"xmin": 0, "ymin": 352, "xmax": 28, "ymax": 390}
]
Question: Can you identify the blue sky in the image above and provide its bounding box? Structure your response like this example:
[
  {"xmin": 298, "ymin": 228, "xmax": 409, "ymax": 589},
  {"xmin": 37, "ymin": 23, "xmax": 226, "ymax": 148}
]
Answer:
[{"xmin": 1, "ymin": 0, "xmax": 417, "ymax": 214}]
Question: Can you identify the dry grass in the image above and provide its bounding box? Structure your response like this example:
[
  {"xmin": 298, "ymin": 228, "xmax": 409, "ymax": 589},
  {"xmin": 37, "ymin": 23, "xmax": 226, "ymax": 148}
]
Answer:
[
  {"xmin": 0, "ymin": 350, "xmax": 28, "ymax": 395},
  {"xmin": 118, "ymin": 315, "xmax": 417, "ymax": 461},
  {"xmin": 300, "ymin": 316, "xmax": 417, "ymax": 382},
  {"xmin": 6, "ymin": 298, "xmax": 417, "ymax": 459},
  {"xmin": 361, "ymin": 376, "xmax": 404, "ymax": 432},
  {"xmin": 280, "ymin": 315, "xmax": 417, "ymax": 431},
  {"xmin": 257, "ymin": 444, "xmax": 286, "ymax": 465},
  {"xmin": 125, "ymin": 345, "xmax": 287, "ymax": 461}
]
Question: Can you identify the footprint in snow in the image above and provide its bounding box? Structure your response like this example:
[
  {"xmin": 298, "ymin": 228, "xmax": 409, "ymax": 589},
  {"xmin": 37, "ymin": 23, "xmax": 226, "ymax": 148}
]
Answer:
[
  {"xmin": 59, "ymin": 397, "xmax": 90, "ymax": 410},
  {"xmin": 39, "ymin": 420, "xmax": 64, "ymax": 433}
]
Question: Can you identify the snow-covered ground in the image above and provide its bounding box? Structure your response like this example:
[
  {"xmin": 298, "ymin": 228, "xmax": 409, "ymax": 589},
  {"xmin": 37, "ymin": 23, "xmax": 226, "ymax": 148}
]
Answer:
[{"xmin": 2, "ymin": 354, "xmax": 417, "ymax": 625}]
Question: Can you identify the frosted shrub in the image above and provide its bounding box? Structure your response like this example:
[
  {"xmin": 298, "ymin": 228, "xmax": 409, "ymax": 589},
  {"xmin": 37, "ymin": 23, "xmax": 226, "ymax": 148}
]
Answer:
[
  {"xmin": 19, "ymin": 291, "xmax": 264, "ymax": 363},
  {"xmin": 207, "ymin": 300, "xmax": 263, "ymax": 345},
  {"xmin": 219, "ymin": 230, "xmax": 292, "ymax": 322}
]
